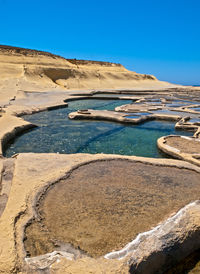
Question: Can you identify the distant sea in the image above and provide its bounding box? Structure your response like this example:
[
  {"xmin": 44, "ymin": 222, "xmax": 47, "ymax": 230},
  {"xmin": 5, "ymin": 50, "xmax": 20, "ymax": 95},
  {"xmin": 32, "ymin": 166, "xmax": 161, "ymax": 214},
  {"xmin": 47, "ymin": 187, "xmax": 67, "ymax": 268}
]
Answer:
[{"xmin": 183, "ymin": 85, "xmax": 200, "ymax": 87}]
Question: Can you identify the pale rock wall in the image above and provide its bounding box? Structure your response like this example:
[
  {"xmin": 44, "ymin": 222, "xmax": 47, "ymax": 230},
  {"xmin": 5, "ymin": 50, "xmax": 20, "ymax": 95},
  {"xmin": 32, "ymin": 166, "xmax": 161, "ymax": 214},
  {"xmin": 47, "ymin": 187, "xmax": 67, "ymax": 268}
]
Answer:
[{"xmin": 0, "ymin": 45, "xmax": 173, "ymax": 103}]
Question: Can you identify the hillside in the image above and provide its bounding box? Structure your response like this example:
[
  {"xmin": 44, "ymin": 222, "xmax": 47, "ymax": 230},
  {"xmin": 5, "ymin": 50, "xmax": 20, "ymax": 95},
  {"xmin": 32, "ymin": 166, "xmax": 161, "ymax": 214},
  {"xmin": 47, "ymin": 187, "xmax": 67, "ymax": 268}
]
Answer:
[{"xmin": 0, "ymin": 45, "xmax": 175, "ymax": 103}]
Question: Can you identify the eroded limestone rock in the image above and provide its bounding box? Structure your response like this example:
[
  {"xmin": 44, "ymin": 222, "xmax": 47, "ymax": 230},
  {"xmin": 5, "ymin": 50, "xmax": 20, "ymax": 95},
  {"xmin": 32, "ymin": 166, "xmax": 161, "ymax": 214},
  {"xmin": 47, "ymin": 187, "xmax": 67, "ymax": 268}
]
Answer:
[{"xmin": 124, "ymin": 201, "xmax": 200, "ymax": 273}]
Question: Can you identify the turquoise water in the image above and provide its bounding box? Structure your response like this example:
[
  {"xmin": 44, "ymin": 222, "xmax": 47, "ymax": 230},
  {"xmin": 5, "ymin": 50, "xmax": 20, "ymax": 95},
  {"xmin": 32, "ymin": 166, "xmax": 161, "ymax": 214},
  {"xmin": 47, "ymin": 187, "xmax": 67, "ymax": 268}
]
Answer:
[
  {"xmin": 124, "ymin": 115, "xmax": 142, "ymax": 119},
  {"xmin": 92, "ymin": 94, "xmax": 135, "ymax": 98},
  {"xmin": 4, "ymin": 99, "xmax": 193, "ymax": 158},
  {"xmin": 190, "ymin": 107, "xmax": 200, "ymax": 112},
  {"xmin": 124, "ymin": 113, "xmax": 150, "ymax": 118},
  {"xmin": 66, "ymin": 98, "xmax": 133, "ymax": 111},
  {"xmin": 189, "ymin": 118, "xmax": 200, "ymax": 123}
]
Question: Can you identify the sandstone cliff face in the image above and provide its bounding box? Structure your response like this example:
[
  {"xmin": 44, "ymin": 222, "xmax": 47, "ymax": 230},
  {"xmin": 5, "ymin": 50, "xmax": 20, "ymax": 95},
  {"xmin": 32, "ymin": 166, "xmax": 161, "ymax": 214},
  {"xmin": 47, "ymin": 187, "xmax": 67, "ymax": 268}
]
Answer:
[{"xmin": 0, "ymin": 45, "xmax": 172, "ymax": 103}]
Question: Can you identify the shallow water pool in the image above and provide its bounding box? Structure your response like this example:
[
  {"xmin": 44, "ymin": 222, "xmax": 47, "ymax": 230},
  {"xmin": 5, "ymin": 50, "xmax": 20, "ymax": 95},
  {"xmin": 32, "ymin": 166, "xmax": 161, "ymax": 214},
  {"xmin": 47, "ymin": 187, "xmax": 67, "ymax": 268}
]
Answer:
[
  {"xmin": 124, "ymin": 113, "xmax": 150, "ymax": 119},
  {"xmin": 190, "ymin": 107, "xmax": 200, "ymax": 112},
  {"xmin": 189, "ymin": 117, "xmax": 200, "ymax": 124},
  {"xmin": 4, "ymin": 99, "xmax": 193, "ymax": 158}
]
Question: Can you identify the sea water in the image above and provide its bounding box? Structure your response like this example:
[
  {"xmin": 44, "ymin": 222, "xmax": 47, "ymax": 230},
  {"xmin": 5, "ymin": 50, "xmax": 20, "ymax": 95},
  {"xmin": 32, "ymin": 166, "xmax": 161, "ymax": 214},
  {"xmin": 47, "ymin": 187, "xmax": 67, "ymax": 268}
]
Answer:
[{"xmin": 4, "ymin": 99, "xmax": 193, "ymax": 158}]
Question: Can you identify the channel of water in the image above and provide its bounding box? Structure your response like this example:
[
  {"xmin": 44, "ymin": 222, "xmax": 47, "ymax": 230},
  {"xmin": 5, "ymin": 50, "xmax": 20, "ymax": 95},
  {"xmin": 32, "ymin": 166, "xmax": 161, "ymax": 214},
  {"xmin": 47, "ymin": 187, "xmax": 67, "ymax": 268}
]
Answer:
[{"xmin": 4, "ymin": 99, "xmax": 193, "ymax": 158}]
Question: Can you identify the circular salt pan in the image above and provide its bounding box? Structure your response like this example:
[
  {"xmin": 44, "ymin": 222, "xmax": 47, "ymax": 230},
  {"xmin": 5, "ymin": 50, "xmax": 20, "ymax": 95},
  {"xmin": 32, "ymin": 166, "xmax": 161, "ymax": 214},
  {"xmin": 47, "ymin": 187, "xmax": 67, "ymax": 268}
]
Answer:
[
  {"xmin": 166, "ymin": 136, "xmax": 200, "ymax": 154},
  {"xmin": 25, "ymin": 159, "xmax": 200, "ymax": 258}
]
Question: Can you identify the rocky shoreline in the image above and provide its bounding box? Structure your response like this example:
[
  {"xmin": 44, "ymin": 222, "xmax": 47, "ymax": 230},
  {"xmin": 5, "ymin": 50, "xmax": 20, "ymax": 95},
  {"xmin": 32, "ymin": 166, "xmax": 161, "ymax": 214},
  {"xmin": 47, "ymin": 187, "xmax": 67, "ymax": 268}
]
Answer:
[{"xmin": 1, "ymin": 46, "xmax": 200, "ymax": 273}]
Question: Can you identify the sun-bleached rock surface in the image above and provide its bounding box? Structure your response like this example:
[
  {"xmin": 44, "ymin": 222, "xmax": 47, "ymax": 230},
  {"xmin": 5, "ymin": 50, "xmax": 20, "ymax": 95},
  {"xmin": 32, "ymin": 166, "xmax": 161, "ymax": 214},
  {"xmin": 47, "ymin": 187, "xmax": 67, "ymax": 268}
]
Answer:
[
  {"xmin": 1, "ymin": 45, "xmax": 200, "ymax": 273},
  {"xmin": 68, "ymin": 108, "xmax": 181, "ymax": 124},
  {"xmin": 1, "ymin": 153, "xmax": 200, "ymax": 273}
]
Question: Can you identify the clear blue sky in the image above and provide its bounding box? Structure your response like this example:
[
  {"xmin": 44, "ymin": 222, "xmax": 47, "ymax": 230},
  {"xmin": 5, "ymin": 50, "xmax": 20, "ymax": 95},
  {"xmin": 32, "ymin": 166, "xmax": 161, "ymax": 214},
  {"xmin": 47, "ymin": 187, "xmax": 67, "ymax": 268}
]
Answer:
[{"xmin": 0, "ymin": 0, "xmax": 199, "ymax": 85}]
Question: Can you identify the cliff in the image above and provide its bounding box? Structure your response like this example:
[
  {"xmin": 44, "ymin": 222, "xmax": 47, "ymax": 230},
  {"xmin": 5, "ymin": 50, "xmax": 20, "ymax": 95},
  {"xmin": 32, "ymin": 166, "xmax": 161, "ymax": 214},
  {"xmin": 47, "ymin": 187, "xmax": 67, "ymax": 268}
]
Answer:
[{"xmin": 0, "ymin": 45, "xmax": 173, "ymax": 102}]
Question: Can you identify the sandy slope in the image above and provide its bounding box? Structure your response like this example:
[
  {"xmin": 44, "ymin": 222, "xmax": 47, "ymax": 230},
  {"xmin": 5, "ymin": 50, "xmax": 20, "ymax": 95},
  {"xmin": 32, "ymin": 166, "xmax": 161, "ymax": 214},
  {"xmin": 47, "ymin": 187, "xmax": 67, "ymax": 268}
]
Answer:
[{"xmin": 0, "ymin": 45, "xmax": 178, "ymax": 104}]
